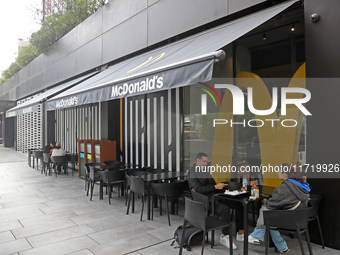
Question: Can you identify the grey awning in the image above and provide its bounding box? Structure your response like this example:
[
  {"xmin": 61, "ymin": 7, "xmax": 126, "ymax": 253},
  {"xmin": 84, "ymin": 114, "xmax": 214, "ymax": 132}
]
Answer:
[
  {"xmin": 5, "ymin": 72, "xmax": 97, "ymax": 117},
  {"xmin": 0, "ymin": 100, "xmax": 15, "ymax": 114},
  {"xmin": 46, "ymin": 0, "xmax": 297, "ymax": 111}
]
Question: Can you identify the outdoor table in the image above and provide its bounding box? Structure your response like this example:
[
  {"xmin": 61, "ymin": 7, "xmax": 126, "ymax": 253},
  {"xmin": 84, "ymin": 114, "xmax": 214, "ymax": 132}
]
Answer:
[
  {"xmin": 212, "ymin": 193, "xmax": 261, "ymax": 255},
  {"xmin": 95, "ymin": 164, "xmax": 123, "ymax": 171},
  {"xmin": 97, "ymin": 162, "xmax": 138, "ymax": 170}
]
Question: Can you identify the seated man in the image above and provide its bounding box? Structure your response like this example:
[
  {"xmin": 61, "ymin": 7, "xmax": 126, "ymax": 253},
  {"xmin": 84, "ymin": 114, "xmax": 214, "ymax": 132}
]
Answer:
[
  {"xmin": 44, "ymin": 140, "xmax": 56, "ymax": 154},
  {"xmin": 188, "ymin": 152, "xmax": 245, "ymax": 250}
]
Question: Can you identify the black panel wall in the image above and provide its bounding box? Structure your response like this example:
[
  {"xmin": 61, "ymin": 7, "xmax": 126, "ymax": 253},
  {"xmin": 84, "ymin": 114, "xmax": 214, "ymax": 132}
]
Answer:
[
  {"xmin": 46, "ymin": 111, "xmax": 56, "ymax": 148},
  {"xmin": 3, "ymin": 116, "xmax": 15, "ymax": 147},
  {"xmin": 125, "ymin": 89, "xmax": 182, "ymax": 171},
  {"xmin": 305, "ymin": 0, "xmax": 340, "ymax": 249},
  {"xmin": 107, "ymin": 99, "xmax": 121, "ymax": 160}
]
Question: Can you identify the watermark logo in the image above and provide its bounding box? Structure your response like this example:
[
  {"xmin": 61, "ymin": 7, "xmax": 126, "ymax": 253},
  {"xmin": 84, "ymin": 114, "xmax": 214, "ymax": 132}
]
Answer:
[
  {"xmin": 197, "ymin": 82, "xmax": 222, "ymax": 115},
  {"xmin": 200, "ymin": 84, "xmax": 311, "ymax": 116}
]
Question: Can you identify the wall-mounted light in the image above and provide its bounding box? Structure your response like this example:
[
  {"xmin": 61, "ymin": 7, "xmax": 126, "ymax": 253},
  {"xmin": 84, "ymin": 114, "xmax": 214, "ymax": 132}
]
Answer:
[
  {"xmin": 291, "ymin": 24, "xmax": 295, "ymax": 31},
  {"xmin": 262, "ymin": 32, "xmax": 266, "ymax": 40}
]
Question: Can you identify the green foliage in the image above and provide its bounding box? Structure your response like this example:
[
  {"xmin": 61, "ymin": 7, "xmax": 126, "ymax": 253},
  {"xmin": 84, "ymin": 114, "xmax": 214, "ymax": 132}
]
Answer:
[
  {"xmin": 16, "ymin": 45, "xmax": 38, "ymax": 69},
  {"xmin": 0, "ymin": 78, "xmax": 5, "ymax": 86},
  {"xmin": 31, "ymin": 0, "xmax": 106, "ymax": 54},
  {"xmin": 1, "ymin": 0, "xmax": 106, "ymax": 86}
]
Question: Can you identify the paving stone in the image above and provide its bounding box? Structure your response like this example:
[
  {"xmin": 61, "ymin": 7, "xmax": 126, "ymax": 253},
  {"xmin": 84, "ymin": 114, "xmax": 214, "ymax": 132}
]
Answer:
[
  {"xmin": 0, "ymin": 231, "xmax": 15, "ymax": 244},
  {"xmin": 12, "ymin": 218, "xmax": 77, "ymax": 239},
  {"xmin": 0, "ymin": 238, "xmax": 32, "ymax": 254},
  {"xmin": 20, "ymin": 236, "xmax": 98, "ymax": 255},
  {"xmin": 0, "ymin": 147, "xmax": 339, "ymax": 255},
  {"xmin": 26, "ymin": 225, "xmax": 96, "ymax": 248}
]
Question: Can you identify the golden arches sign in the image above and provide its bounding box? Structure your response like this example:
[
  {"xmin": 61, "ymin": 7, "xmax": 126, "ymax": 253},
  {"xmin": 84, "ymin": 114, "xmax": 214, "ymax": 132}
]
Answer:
[
  {"xmin": 127, "ymin": 52, "xmax": 165, "ymax": 73},
  {"xmin": 211, "ymin": 63, "xmax": 306, "ymax": 187}
]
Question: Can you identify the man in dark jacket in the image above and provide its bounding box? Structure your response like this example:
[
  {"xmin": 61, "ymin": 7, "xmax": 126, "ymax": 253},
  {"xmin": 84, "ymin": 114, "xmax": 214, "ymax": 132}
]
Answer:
[
  {"xmin": 188, "ymin": 152, "xmax": 242, "ymax": 250},
  {"xmin": 44, "ymin": 140, "xmax": 56, "ymax": 154}
]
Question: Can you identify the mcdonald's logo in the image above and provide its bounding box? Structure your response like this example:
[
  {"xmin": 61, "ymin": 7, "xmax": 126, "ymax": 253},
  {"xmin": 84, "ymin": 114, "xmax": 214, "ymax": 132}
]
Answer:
[
  {"xmin": 127, "ymin": 52, "xmax": 165, "ymax": 73},
  {"xmin": 211, "ymin": 63, "xmax": 308, "ymax": 187}
]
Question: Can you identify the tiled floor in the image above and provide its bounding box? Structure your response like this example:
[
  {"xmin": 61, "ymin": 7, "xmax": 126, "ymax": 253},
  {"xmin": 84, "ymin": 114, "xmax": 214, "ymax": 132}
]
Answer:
[{"xmin": 0, "ymin": 146, "xmax": 339, "ymax": 255}]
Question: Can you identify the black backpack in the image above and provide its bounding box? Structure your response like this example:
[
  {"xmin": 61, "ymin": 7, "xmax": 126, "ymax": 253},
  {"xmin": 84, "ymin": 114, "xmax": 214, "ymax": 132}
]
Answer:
[{"xmin": 171, "ymin": 224, "xmax": 204, "ymax": 251}]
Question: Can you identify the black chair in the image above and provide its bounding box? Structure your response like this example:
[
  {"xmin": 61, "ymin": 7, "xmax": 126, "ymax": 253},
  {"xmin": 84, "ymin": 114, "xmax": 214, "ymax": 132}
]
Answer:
[
  {"xmin": 191, "ymin": 190, "xmax": 224, "ymax": 248},
  {"xmin": 191, "ymin": 190, "xmax": 210, "ymax": 210},
  {"xmin": 309, "ymin": 194, "xmax": 324, "ymax": 249},
  {"xmin": 50, "ymin": 155, "xmax": 68, "ymax": 177},
  {"xmin": 67, "ymin": 154, "xmax": 78, "ymax": 176},
  {"xmin": 224, "ymin": 181, "xmax": 242, "ymax": 191},
  {"xmin": 182, "ymin": 179, "xmax": 192, "ymax": 199},
  {"xmin": 151, "ymin": 181, "xmax": 186, "ymax": 226},
  {"xmin": 42, "ymin": 153, "xmax": 51, "ymax": 175},
  {"xmin": 28, "ymin": 148, "xmax": 39, "ymax": 167},
  {"xmin": 224, "ymin": 182, "xmax": 242, "ymax": 221},
  {"xmin": 103, "ymin": 160, "xmax": 121, "ymax": 166},
  {"xmin": 147, "ymin": 168, "xmax": 169, "ymax": 174},
  {"xmin": 126, "ymin": 175, "xmax": 147, "ymax": 221},
  {"xmin": 99, "ymin": 170, "xmax": 126, "ymax": 204},
  {"xmin": 84, "ymin": 162, "xmax": 105, "ymax": 200},
  {"xmin": 179, "ymin": 197, "xmax": 233, "ymax": 255},
  {"xmin": 125, "ymin": 168, "xmax": 148, "ymax": 205},
  {"xmin": 263, "ymin": 204, "xmax": 314, "ymax": 255},
  {"xmin": 33, "ymin": 150, "xmax": 44, "ymax": 170}
]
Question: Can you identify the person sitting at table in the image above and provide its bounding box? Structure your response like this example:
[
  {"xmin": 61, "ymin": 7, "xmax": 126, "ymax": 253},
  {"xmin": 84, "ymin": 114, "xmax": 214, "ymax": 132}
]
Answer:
[
  {"xmin": 44, "ymin": 140, "xmax": 56, "ymax": 154},
  {"xmin": 248, "ymin": 163, "xmax": 311, "ymax": 254},
  {"xmin": 51, "ymin": 142, "xmax": 66, "ymax": 173},
  {"xmin": 51, "ymin": 142, "xmax": 66, "ymax": 156},
  {"xmin": 188, "ymin": 152, "xmax": 245, "ymax": 250}
]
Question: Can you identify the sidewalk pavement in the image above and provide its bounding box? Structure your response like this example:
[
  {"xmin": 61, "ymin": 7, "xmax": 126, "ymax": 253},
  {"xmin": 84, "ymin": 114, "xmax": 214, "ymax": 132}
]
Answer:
[{"xmin": 0, "ymin": 146, "xmax": 338, "ymax": 255}]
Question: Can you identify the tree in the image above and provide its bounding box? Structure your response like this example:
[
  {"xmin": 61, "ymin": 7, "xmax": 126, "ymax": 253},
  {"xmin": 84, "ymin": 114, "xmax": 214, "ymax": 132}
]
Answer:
[
  {"xmin": 16, "ymin": 45, "xmax": 39, "ymax": 69},
  {"xmin": 30, "ymin": 0, "xmax": 108, "ymax": 54},
  {"xmin": 0, "ymin": 0, "xmax": 108, "ymax": 86}
]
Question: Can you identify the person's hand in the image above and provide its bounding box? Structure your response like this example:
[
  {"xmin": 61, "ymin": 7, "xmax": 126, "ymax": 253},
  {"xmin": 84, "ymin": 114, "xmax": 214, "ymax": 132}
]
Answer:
[{"xmin": 215, "ymin": 183, "xmax": 227, "ymax": 190}]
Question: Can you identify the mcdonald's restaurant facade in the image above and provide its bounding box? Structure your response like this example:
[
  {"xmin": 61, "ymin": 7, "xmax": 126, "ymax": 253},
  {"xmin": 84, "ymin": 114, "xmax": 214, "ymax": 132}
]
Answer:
[{"xmin": 1, "ymin": 0, "xmax": 340, "ymax": 250}]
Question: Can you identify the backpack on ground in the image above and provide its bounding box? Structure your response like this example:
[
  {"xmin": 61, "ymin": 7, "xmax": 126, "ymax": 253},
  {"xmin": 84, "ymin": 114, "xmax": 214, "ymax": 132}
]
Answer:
[{"xmin": 171, "ymin": 224, "xmax": 204, "ymax": 251}]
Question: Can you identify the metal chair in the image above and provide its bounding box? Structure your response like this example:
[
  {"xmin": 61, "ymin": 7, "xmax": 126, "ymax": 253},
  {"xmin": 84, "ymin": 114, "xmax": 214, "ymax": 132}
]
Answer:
[
  {"xmin": 126, "ymin": 175, "xmax": 147, "ymax": 221},
  {"xmin": 50, "ymin": 155, "xmax": 68, "ymax": 176},
  {"xmin": 42, "ymin": 153, "xmax": 51, "ymax": 175},
  {"xmin": 84, "ymin": 162, "xmax": 105, "ymax": 200},
  {"xmin": 50, "ymin": 155, "xmax": 68, "ymax": 177},
  {"xmin": 224, "ymin": 181, "xmax": 242, "ymax": 191},
  {"xmin": 224, "ymin": 182, "xmax": 242, "ymax": 221},
  {"xmin": 179, "ymin": 197, "xmax": 233, "ymax": 255},
  {"xmin": 67, "ymin": 154, "xmax": 78, "ymax": 176},
  {"xmin": 125, "ymin": 168, "xmax": 148, "ymax": 205},
  {"xmin": 99, "ymin": 170, "xmax": 126, "ymax": 204},
  {"xmin": 191, "ymin": 190, "xmax": 223, "ymax": 248},
  {"xmin": 309, "ymin": 194, "xmax": 324, "ymax": 249},
  {"xmin": 33, "ymin": 150, "xmax": 44, "ymax": 170},
  {"xmin": 151, "ymin": 181, "xmax": 186, "ymax": 226},
  {"xmin": 264, "ymin": 204, "xmax": 314, "ymax": 255}
]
